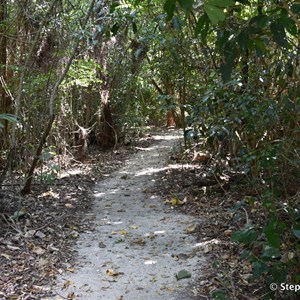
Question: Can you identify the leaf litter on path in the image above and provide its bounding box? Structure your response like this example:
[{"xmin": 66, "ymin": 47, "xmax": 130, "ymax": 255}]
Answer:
[
  {"xmin": 48, "ymin": 130, "xmax": 203, "ymax": 300},
  {"xmin": 0, "ymin": 136, "xmax": 165, "ymax": 299}
]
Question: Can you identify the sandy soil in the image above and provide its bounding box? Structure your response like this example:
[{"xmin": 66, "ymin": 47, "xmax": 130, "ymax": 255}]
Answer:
[{"xmin": 49, "ymin": 130, "xmax": 204, "ymax": 300}]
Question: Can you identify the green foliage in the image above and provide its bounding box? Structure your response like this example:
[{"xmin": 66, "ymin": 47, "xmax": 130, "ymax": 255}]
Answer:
[
  {"xmin": 232, "ymin": 224, "xmax": 257, "ymax": 245},
  {"xmin": 204, "ymin": 3, "xmax": 226, "ymax": 24},
  {"xmin": 212, "ymin": 290, "xmax": 230, "ymax": 300},
  {"xmin": 0, "ymin": 114, "xmax": 18, "ymax": 129},
  {"xmin": 63, "ymin": 59, "xmax": 101, "ymax": 88},
  {"xmin": 203, "ymin": 0, "xmax": 236, "ymax": 25},
  {"xmin": 36, "ymin": 148, "xmax": 60, "ymax": 185},
  {"xmin": 231, "ymin": 197, "xmax": 300, "ymax": 297}
]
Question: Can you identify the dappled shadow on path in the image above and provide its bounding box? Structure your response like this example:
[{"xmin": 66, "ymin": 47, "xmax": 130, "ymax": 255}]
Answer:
[{"xmin": 49, "ymin": 130, "xmax": 204, "ymax": 300}]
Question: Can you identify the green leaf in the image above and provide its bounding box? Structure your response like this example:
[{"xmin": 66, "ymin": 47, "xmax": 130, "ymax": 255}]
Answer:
[
  {"xmin": 270, "ymin": 21, "xmax": 288, "ymax": 48},
  {"xmin": 236, "ymin": 30, "xmax": 249, "ymax": 53},
  {"xmin": 177, "ymin": 0, "xmax": 194, "ymax": 14},
  {"xmin": 195, "ymin": 14, "xmax": 210, "ymax": 42},
  {"xmin": 132, "ymin": 22, "xmax": 137, "ymax": 34},
  {"xmin": 291, "ymin": 3, "xmax": 300, "ymax": 14},
  {"xmin": 261, "ymin": 246, "xmax": 281, "ymax": 259},
  {"xmin": 0, "ymin": 114, "xmax": 18, "ymax": 129},
  {"xmin": 0, "ymin": 113, "xmax": 18, "ymax": 123},
  {"xmin": 236, "ymin": 0, "xmax": 250, "ymax": 4},
  {"xmin": 254, "ymin": 38, "xmax": 267, "ymax": 54},
  {"xmin": 263, "ymin": 217, "xmax": 280, "ymax": 249},
  {"xmin": 252, "ymin": 261, "xmax": 268, "ymax": 278},
  {"xmin": 220, "ymin": 41, "xmax": 237, "ymax": 82},
  {"xmin": 204, "ymin": 4, "xmax": 226, "ymax": 24},
  {"xmin": 172, "ymin": 16, "xmax": 183, "ymax": 30},
  {"xmin": 176, "ymin": 269, "xmax": 192, "ymax": 280},
  {"xmin": 10, "ymin": 210, "xmax": 26, "ymax": 221},
  {"xmin": 111, "ymin": 23, "xmax": 120, "ymax": 36},
  {"xmin": 134, "ymin": 0, "xmax": 142, "ymax": 6},
  {"xmin": 249, "ymin": 14, "xmax": 269, "ymax": 29},
  {"xmin": 292, "ymin": 224, "xmax": 300, "ymax": 239},
  {"xmin": 285, "ymin": 59, "xmax": 293, "ymax": 78},
  {"xmin": 220, "ymin": 62, "xmax": 233, "ymax": 82},
  {"xmin": 212, "ymin": 290, "xmax": 229, "ymax": 300},
  {"xmin": 232, "ymin": 225, "xmax": 257, "ymax": 245},
  {"xmin": 207, "ymin": 0, "xmax": 235, "ymax": 7},
  {"xmin": 134, "ymin": 47, "xmax": 144, "ymax": 58},
  {"xmin": 279, "ymin": 16, "xmax": 297, "ymax": 36},
  {"xmin": 164, "ymin": 0, "xmax": 176, "ymax": 20},
  {"xmin": 275, "ymin": 61, "xmax": 283, "ymax": 77}
]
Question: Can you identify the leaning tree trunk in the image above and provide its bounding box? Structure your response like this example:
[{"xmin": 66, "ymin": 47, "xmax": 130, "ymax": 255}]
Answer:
[{"xmin": 21, "ymin": 0, "xmax": 96, "ymax": 194}]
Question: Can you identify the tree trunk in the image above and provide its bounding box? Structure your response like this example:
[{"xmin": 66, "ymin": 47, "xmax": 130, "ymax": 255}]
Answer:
[
  {"xmin": 101, "ymin": 87, "xmax": 115, "ymax": 148},
  {"xmin": 0, "ymin": 0, "xmax": 10, "ymax": 146},
  {"xmin": 0, "ymin": 0, "xmax": 7, "ymax": 102},
  {"xmin": 21, "ymin": 0, "xmax": 96, "ymax": 194},
  {"xmin": 21, "ymin": 114, "xmax": 55, "ymax": 195},
  {"xmin": 96, "ymin": 36, "xmax": 116, "ymax": 148}
]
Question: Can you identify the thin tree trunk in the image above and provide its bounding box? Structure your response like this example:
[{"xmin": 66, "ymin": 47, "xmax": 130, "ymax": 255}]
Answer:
[
  {"xmin": 21, "ymin": 114, "xmax": 55, "ymax": 195},
  {"xmin": 0, "ymin": 0, "xmax": 7, "ymax": 106},
  {"xmin": 21, "ymin": 0, "xmax": 96, "ymax": 194},
  {"xmin": 12, "ymin": 0, "xmax": 59, "ymax": 146},
  {"xmin": 97, "ymin": 38, "xmax": 116, "ymax": 148},
  {"xmin": 0, "ymin": 0, "xmax": 9, "ymax": 145}
]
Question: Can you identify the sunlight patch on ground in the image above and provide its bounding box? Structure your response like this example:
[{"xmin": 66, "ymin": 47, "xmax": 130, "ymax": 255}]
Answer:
[
  {"xmin": 134, "ymin": 145, "xmax": 171, "ymax": 151},
  {"xmin": 134, "ymin": 163, "xmax": 200, "ymax": 177},
  {"xmin": 144, "ymin": 260, "xmax": 157, "ymax": 265},
  {"xmin": 58, "ymin": 168, "xmax": 86, "ymax": 179},
  {"xmin": 193, "ymin": 238, "xmax": 221, "ymax": 249},
  {"xmin": 153, "ymin": 230, "xmax": 166, "ymax": 235},
  {"xmin": 152, "ymin": 133, "xmax": 181, "ymax": 141},
  {"xmin": 94, "ymin": 192, "xmax": 105, "ymax": 197}
]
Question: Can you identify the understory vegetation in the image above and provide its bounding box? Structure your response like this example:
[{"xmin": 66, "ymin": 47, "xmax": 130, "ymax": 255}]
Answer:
[{"xmin": 0, "ymin": 0, "xmax": 299, "ymax": 299}]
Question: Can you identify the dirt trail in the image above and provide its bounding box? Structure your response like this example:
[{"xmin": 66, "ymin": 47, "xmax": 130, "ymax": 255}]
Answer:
[{"xmin": 50, "ymin": 130, "xmax": 204, "ymax": 300}]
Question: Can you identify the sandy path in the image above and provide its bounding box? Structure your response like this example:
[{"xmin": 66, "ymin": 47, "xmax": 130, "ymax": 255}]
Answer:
[{"xmin": 50, "ymin": 130, "xmax": 203, "ymax": 300}]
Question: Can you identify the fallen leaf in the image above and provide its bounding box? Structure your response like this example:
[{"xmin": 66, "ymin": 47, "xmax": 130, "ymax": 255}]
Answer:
[
  {"xmin": 35, "ymin": 230, "xmax": 46, "ymax": 239},
  {"xmin": 7, "ymin": 245, "xmax": 21, "ymax": 251},
  {"xmin": 10, "ymin": 210, "xmax": 26, "ymax": 220},
  {"xmin": 203, "ymin": 244, "xmax": 213, "ymax": 253},
  {"xmin": 115, "ymin": 239, "xmax": 125, "ymax": 244},
  {"xmin": 62, "ymin": 280, "xmax": 72, "ymax": 289},
  {"xmin": 67, "ymin": 268, "xmax": 75, "ymax": 273},
  {"xmin": 130, "ymin": 225, "xmax": 138, "ymax": 229},
  {"xmin": 38, "ymin": 257, "xmax": 48, "ymax": 267},
  {"xmin": 185, "ymin": 224, "xmax": 197, "ymax": 233},
  {"xmin": 0, "ymin": 253, "xmax": 11, "ymax": 260},
  {"xmin": 224, "ymin": 229, "xmax": 232, "ymax": 237},
  {"xmin": 67, "ymin": 292, "xmax": 76, "ymax": 299},
  {"xmin": 32, "ymin": 246, "xmax": 46, "ymax": 255},
  {"xmin": 39, "ymin": 191, "xmax": 59, "ymax": 198},
  {"xmin": 165, "ymin": 198, "xmax": 185, "ymax": 206},
  {"xmin": 99, "ymin": 241, "xmax": 106, "ymax": 248},
  {"xmin": 70, "ymin": 231, "xmax": 79, "ymax": 239},
  {"xmin": 130, "ymin": 238, "xmax": 146, "ymax": 246},
  {"xmin": 24, "ymin": 230, "xmax": 36, "ymax": 238},
  {"xmin": 176, "ymin": 269, "xmax": 192, "ymax": 280},
  {"xmin": 106, "ymin": 269, "xmax": 124, "ymax": 277}
]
